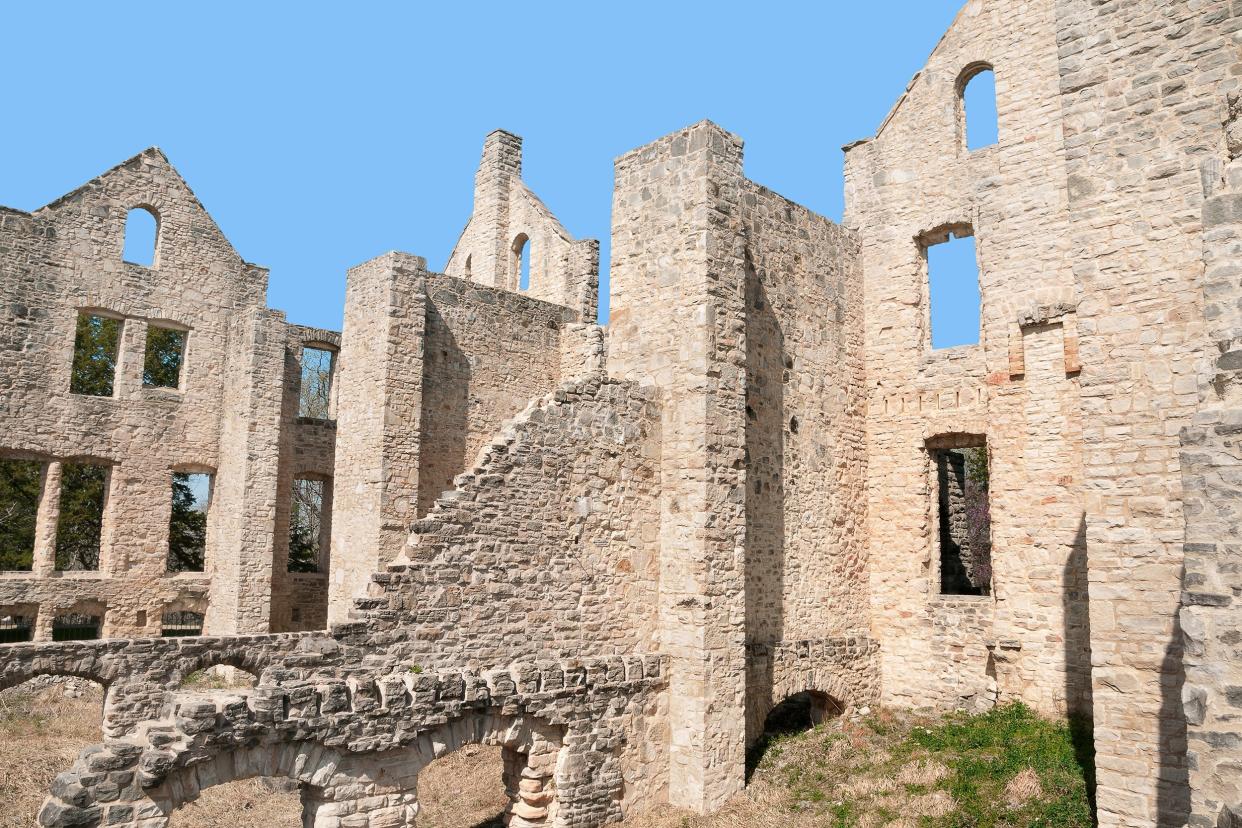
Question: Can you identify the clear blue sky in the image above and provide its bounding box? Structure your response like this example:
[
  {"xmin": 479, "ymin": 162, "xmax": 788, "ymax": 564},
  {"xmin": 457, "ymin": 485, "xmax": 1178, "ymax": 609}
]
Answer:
[{"xmin": 2, "ymin": 1, "xmax": 980, "ymax": 333}]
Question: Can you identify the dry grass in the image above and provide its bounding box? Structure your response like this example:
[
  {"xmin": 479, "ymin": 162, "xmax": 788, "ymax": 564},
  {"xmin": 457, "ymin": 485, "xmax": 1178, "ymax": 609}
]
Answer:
[
  {"xmin": 174, "ymin": 779, "xmax": 301, "ymax": 827},
  {"xmin": 1004, "ymin": 767, "xmax": 1044, "ymax": 809},
  {"xmin": 0, "ymin": 683, "xmax": 106, "ymax": 828},
  {"xmin": 416, "ymin": 745, "xmax": 507, "ymax": 828}
]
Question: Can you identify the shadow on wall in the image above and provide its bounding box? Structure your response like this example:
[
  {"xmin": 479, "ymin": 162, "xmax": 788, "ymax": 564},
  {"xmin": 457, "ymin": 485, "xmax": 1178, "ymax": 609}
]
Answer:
[
  {"xmin": 1064, "ymin": 515, "xmax": 1096, "ymax": 816},
  {"xmin": 418, "ymin": 303, "xmax": 470, "ymax": 518},
  {"xmin": 1158, "ymin": 577, "xmax": 1189, "ymax": 827},
  {"xmin": 744, "ymin": 253, "xmax": 785, "ymax": 721}
]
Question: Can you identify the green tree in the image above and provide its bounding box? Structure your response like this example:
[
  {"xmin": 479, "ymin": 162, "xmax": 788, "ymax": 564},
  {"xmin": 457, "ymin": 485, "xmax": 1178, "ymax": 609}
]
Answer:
[
  {"xmin": 167, "ymin": 472, "xmax": 207, "ymax": 572},
  {"xmin": 288, "ymin": 478, "xmax": 323, "ymax": 572},
  {"xmin": 55, "ymin": 463, "xmax": 107, "ymax": 570},
  {"xmin": 0, "ymin": 459, "xmax": 42, "ymax": 571},
  {"xmin": 143, "ymin": 326, "xmax": 186, "ymax": 388},
  {"xmin": 70, "ymin": 314, "xmax": 120, "ymax": 396}
]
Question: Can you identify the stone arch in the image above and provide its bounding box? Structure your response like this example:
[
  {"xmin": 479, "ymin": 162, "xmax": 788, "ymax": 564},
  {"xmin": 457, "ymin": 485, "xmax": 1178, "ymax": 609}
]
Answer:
[
  {"xmin": 167, "ymin": 645, "xmax": 273, "ymax": 687},
  {"xmin": 511, "ymin": 231, "xmax": 531, "ymax": 291},
  {"xmin": 122, "ymin": 205, "xmax": 160, "ymax": 267},
  {"xmin": 745, "ymin": 651, "xmax": 858, "ymax": 748}
]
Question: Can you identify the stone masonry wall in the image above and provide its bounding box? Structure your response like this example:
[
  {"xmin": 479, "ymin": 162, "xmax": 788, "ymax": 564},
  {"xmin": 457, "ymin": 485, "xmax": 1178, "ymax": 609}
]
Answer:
[
  {"xmin": 1179, "ymin": 153, "xmax": 1242, "ymax": 823},
  {"xmin": 844, "ymin": 0, "xmax": 1090, "ymax": 719},
  {"xmin": 1054, "ymin": 1, "xmax": 1241, "ymax": 824},
  {"xmin": 0, "ymin": 150, "xmax": 323, "ymax": 640},
  {"xmin": 355, "ymin": 374, "xmax": 663, "ymax": 668}
]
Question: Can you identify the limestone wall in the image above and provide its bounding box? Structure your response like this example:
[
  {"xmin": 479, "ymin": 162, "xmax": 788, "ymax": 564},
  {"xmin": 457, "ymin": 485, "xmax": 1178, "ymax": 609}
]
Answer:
[
  {"xmin": 1053, "ymin": 2, "xmax": 1240, "ymax": 824},
  {"xmin": 327, "ymin": 258, "xmax": 590, "ymax": 623},
  {"xmin": 845, "ymin": 0, "xmax": 1090, "ymax": 719},
  {"xmin": 0, "ymin": 150, "xmax": 331, "ymax": 640},
  {"xmin": 354, "ymin": 375, "xmax": 662, "ymax": 667}
]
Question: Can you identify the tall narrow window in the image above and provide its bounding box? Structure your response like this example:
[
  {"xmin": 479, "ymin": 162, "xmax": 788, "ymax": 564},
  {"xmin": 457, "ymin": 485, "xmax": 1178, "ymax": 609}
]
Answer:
[
  {"xmin": 55, "ymin": 462, "xmax": 108, "ymax": 571},
  {"xmin": 143, "ymin": 325, "xmax": 187, "ymax": 389},
  {"xmin": 122, "ymin": 207, "xmax": 158, "ymax": 267},
  {"xmin": 289, "ymin": 477, "xmax": 327, "ymax": 573},
  {"xmin": 52, "ymin": 612, "xmax": 102, "ymax": 641},
  {"xmin": 298, "ymin": 347, "xmax": 335, "ymax": 419},
  {"xmin": 167, "ymin": 472, "xmax": 210, "ymax": 572},
  {"xmin": 0, "ymin": 458, "xmax": 43, "ymax": 571},
  {"xmin": 961, "ymin": 66, "xmax": 998, "ymax": 151},
  {"xmin": 926, "ymin": 229, "xmax": 981, "ymax": 349},
  {"xmin": 70, "ymin": 313, "xmax": 122, "ymax": 397},
  {"xmin": 512, "ymin": 233, "xmax": 530, "ymax": 291},
  {"xmin": 931, "ymin": 440, "xmax": 992, "ymax": 596}
]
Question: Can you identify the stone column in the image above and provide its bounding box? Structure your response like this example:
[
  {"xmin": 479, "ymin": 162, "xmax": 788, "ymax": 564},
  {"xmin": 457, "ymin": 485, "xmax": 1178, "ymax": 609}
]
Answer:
[
  {"xmin": 327, "ymin": 252, "xmax": 427, "ymax": 624},
  {"xmin": 608, "ymin": 121, "xmax": 749, "ymax": 812},
  {"xmin": 206, "ymin": 307, "xmax": 286, "ymax": 635}
]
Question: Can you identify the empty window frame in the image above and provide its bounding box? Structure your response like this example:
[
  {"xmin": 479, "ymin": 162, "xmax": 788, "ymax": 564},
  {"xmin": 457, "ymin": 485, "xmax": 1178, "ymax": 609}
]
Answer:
[
  {"xmin": 924, "ymin": 227, "xmax": 981, "ymax": 350},
  {"xmin": 512, "ymin": 233, "xmax": 531, "ymax": 291},
  {"xmin": 143, "ymin": 325, "xmax": 187, "ymax": 389},
  {"xmin": 161, "ymin": 610, "xmax": 204, "ymax": 637},
  {"xmin": 298, "ymin": 347, "xmax": 335, "ymax": 419},
  {"xmin": 960, "ymin": 65, "xmax": 999, "ymax": 151},
  {"xmin": 931, "ymin": 440, "xmax": 992, "ymax": 596},
  {"xmin": 122, "ymin": 207, "xmax": 159, "ymax": 267},
  {"xmin": 288, "ymin": 477, "xmax": 327, "ymax": 573},
  {"xmin": 0, "ymin": 612, "xmax": 34, "ymax": 643},
  {"xmin": 52, "ymin": 612, "xmax": 102, "ymax": 641},
  {"xmin": 167, "ymin": 472, "xmax": 210, "ymax": 572},
  {"xmin": 0, "ymin": 458, "xmax": 43, "ymax": 571},
  {"xmin": 54, "ymin": 462, "xmax": 108, "ymax": 571},
  {"xmin": 70, "ymin": 313, "xmax": 122, "ymax": 397}
]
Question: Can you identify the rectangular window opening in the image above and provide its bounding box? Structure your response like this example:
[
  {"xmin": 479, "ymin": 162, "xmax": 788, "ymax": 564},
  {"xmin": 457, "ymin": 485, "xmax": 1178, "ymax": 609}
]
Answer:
[
  {"xmin": 0, "ymin": 612, "xmax": 35, "ymax": 643},
  {"xmin": 70, "ymin": 313, "xmax": 122, "ymax": 397},
  {"xmin": 167, "ymin": 472, "xmax": 210, "ymax": 572},
  {"xmin": 289, "ymin": 477, "xmax": 326, "ymax": 573},
  {"xmin": 0, "ymin": 458, "xmax": 43, "ymax": 571},
  {"xmin": 932, "ymin": 441, "xmax": 992, "ymax": 596},
  {"xmin": 55, "ymin": 462, "xmax": 108, "ymax": 571},
  {"xmin": 143, "ymin": 325, "xmax": 187, "ymax": 389},
  {"xmin": 52, "ymin": 612, "xmax": 101, "ymax": 641},
  {"xmin": 161, "ymin": 610, "xmax": 204, "ymax": 637},
  {"xmin": 926, "ymin": 231, "xmax": 981, "ymax": 350},
  {"xmin": 298, "ymin": 347, "xmax": 335, "ymax": 419}
]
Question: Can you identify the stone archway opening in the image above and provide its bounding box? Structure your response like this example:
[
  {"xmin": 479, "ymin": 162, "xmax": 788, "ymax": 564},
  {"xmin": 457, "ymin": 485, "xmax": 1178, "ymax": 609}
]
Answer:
[
  {"xmin": 169, "ymin": 778, "xmax": 300, "ymax": 828},
  {"xmin": 1, "ymin": 674, "xmax": 106, "ymax": 826},
  {"xmin": 414, "ymin": 744, "xmax": 508, "ymax": 827},
  {"xmin": 748, "ymin": 690, "xmax": 845, "ymax": 780}
]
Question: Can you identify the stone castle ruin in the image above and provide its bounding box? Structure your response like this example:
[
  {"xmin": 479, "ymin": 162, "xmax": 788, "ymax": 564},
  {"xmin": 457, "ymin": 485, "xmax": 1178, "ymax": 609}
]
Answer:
[{"xmin": 2, "ymin": 0, "xmax": 1241, "ymax": 825}]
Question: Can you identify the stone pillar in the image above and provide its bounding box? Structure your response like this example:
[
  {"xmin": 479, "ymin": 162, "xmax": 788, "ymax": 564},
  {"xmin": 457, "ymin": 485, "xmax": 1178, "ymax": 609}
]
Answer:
[
  {"xmin": 206, "ymin": 307, "xmax": 286, "ymax": 635},
  {"xmin": 568, "ymin": 239, "xmax": 600, "ymax": 324},
  {"xmin": 608, "ymin": 121, "xmax": 749, "ymax": 812},
  {"xmin": 468, "ymin": 130, "xmax": 522, "ymax": 291},
  {"xmin": 327, "ymin": 252, "xmax": 427, "ymax": 624},
  {"xmin": 31, "ymin": 460, "xmax": 61, "ymax": 581}
]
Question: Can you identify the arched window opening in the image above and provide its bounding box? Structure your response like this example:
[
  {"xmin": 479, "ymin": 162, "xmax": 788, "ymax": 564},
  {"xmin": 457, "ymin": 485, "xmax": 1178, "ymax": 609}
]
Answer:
[
  {"xmin": 923, "ymin": 226, "xmax": 981, "ymax": 350},
  {"xmin": 298, "ymin": 346, "xmax": 336, "ymax": 420},
  {"xmin": 70, "ymin": 312, "xmax": 122, "ymax": 397},
  {"xmin": 170, "ymin": 778, "xmax": 301, "ymax": 826},
  {"xmin": 511, "ymin": 233, "xmax": 531, "ymax": 292},
  {"xmin": 464, "ymin": 254, "xmax": 473, "ymax": 279},
  {"xmin": 122, "ymin": 207, "xmax": 159, "ymax": 267},
  {"xmin": 418, "ymin": 744, "xmax": 509, "ymax": 827},
  {"xmin": 0, "ymin": 674, "xmax": 106, "ymax": 826},
  {"xmin": 960, "ymin": 65, "xmax": 998, "ymax": 151}
]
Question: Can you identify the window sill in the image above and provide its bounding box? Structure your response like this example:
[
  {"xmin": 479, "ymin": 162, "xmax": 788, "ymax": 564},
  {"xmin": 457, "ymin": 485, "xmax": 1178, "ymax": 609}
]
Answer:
[{"xmin": 295, "ymin": 416, "xmax": 337, "ymax": 427}]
